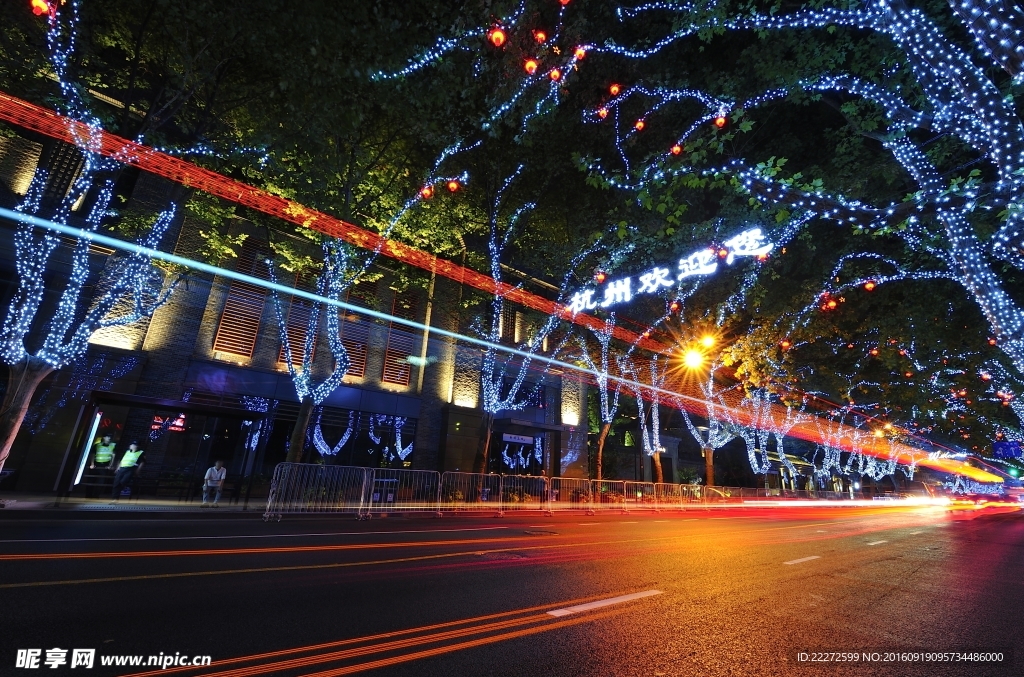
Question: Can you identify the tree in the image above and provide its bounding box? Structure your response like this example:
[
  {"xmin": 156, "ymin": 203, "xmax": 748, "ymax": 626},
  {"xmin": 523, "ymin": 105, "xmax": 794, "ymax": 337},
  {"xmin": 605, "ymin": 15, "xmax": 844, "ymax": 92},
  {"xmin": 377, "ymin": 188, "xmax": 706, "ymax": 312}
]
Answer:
[
  {"xmin": 587, "ymin": 0, "xmax": 1024, "ymax": 451},
  {"xmin": 574, "ymin": 315, "xmax": 626, "ymax": 481},
  {"xmin": 0, "ymin": 2, "xmax": 182, "ymax": 472},
  {"xmin": 470, "ymin": 167, "xmax": 587, "ymax": 474},
  {"xmin": 621, "ymin": 353, "xmax": 670, "ymax": 483},
  {"xmin": 679, "ymin": 357, "xmax": 740, "ymax": 487}
]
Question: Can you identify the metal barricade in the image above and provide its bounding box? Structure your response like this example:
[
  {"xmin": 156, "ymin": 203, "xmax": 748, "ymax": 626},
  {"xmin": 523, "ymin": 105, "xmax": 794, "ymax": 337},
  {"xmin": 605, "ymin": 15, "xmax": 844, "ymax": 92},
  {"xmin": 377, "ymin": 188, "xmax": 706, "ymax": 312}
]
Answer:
[
  {"xmin": 680, "ymin": 484, "xmax": 703, "ymax": 505},
  {"xmin": 499, "ymin": 474, "xmax": 549, "ymax": 515},
  {"xmin": 439, "ymin": 472, "xmax": 502, "ymax": 515},
  {"xmin": 361, "ymin": 468, "xmax": 441, "ymax": 518},
  {"xmin": 263, "ymin": 463, "xmax": 368, "ymax": 521},
  {"xmin": 548, "ymin": 477, "xmax": 593, "ymax": 515},
  {"xmin": 655, "ymin": 482, "xmax": 684, "ymax": 510},
  {"xmin": 623, "ymin": 481, "xmax": 658, "ymax": 511},
  {"xmin": 591, "ymin": 479, "xmax": 627, "ymax": 513}
]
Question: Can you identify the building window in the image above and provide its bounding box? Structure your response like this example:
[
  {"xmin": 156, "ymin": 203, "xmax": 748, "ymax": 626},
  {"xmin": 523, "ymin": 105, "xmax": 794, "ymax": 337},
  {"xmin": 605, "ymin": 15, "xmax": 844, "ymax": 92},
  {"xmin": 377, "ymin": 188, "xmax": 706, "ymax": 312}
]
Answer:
[
  {"xmin": 339, "ymin": 282, "xmax": 375, "ymax": 379},
  {"xmin": 212, "ymin": 238, "xmax": 271, "ymax": 359},
  {"xmin": 381, "ymin": 293, "xmax": 417, "ymax": 387}
]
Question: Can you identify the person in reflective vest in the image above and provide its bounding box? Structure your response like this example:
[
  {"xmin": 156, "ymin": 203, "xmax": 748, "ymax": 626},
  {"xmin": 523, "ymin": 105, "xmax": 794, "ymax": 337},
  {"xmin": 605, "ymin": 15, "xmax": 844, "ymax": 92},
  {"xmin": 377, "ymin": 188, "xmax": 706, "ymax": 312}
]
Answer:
[
  {"xmin": 110, "ymin": 441, "xmax": 144, "ymax": 501},
  {"xmin": 90, "ymin": 436, "xmax": 116, "ymax": 469}
]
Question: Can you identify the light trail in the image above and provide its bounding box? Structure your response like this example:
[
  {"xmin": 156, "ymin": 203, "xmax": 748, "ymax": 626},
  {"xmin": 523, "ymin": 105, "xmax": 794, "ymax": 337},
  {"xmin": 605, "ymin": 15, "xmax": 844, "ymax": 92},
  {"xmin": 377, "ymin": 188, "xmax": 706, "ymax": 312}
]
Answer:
[{"xmin": 0, "ymin": 206, "xmax": 1002, "ymax": 483}]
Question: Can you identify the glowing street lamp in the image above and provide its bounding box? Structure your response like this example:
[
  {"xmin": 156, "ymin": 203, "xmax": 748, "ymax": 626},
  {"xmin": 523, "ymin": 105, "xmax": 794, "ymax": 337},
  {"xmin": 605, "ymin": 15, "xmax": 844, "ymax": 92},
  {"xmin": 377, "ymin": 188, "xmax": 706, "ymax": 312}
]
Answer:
[{"xmin": 683, "ymin": 349, "xmax": 704, "ymax": 369}]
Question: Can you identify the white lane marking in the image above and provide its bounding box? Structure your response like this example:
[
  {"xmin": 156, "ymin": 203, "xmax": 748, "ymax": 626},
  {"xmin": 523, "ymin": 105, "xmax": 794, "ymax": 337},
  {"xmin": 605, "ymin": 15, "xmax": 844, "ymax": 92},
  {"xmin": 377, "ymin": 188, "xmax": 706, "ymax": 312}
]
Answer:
[
  {"xmin": 784, "ymin": 556, "xmax": 821, "ymax": 565},
  {"xmin": 866, "ymin": 540, "xmax": 888, "ymax": 546},
  {"xmin": 653, "ymin": 520, "xmax": 669, "ymax": 523},
  {"xmin": 682, "ymin": 518, "xmax": 698, "ymax": 521},
  {"xmin": 620, "ymin": 521, "xmax": 638, "ymax": 524},
  {"xmin": 909, "ymin": 531, "xmax": 923, "ymax": 535},
  {"xmin": 0, "ymin": 527, "xmax": 510, "ymax": 544},
  {"xmin": 816, "ymin": 530, "xmax": 827, "ymax": 533},
  {"xmin": 578, "ymin": 523, "xmax": 599, "ymax": 526},
  {"xmin": 547, "ymin": 590, "xmax": 662, "ymax": 617}
]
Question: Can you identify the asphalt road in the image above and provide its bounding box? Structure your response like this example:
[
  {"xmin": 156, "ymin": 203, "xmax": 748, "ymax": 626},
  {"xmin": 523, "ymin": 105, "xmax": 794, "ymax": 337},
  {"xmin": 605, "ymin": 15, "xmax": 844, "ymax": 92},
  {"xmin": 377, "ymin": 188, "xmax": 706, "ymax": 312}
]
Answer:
[{"xmin": 0, "ymin": 503, "xmax": 1021, "ymax": 677}]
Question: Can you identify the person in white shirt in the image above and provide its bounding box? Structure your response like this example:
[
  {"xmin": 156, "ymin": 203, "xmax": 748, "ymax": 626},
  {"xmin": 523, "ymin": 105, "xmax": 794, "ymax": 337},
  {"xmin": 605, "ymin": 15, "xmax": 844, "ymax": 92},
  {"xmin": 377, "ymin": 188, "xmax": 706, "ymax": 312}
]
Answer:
[{"xmin": 202, "ymin": 460, "xmax": 226, "ymax": 507}]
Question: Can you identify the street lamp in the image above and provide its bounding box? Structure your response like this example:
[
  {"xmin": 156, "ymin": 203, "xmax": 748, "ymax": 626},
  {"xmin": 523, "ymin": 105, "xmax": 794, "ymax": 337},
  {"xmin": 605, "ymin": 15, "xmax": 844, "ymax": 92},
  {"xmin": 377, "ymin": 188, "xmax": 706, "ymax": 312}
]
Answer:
[{"xmin": 683, "ymin": 349, "xmax": 704, "ymax": 369}]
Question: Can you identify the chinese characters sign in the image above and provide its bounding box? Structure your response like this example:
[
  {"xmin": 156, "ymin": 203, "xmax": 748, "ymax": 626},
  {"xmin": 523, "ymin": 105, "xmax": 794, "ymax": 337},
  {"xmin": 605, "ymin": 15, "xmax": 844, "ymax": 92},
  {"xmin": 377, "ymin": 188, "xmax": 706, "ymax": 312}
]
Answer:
[{"xmin": 568, "ymin": 228, "xmax": 774, "ymax": 313}]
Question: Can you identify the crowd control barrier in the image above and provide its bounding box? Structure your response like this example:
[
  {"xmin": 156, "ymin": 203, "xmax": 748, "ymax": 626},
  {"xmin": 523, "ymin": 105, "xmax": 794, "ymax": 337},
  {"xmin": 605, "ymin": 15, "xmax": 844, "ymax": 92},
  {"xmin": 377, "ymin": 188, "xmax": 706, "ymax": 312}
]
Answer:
[
  {"xmin": 265, "ymin": 462, "xmax": 872, "ymax": 520},
  {"xmin": 263, "ymin": 463, "xmax": 368, "ymax": 521},
  {"xmin": 439, "ymin": 471, "xmax": 502, "ymax": 515}
]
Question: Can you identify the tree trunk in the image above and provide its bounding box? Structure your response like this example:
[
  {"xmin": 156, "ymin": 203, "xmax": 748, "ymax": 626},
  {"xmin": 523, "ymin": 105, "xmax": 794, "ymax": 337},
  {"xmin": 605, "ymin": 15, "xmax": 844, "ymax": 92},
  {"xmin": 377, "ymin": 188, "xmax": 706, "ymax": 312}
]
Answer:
[
  {"xmin": 473, "ymin": 411, "xmax": 494, "ymax": 475},
  {"xmin": 651, "ymin": 450, "xmax": 663, "ymax": 484},
  {"xmin": 595, "ymin": 421, "xmax": 611, "ymax": 481},
  {"xmin": 286, "ymin": 396, "xmax": 314, "ymax": 464},
  {"xmin": 703, "ymin": 446, "xmax": 714, "ymax": 487},
  {"xmin": 0, "ymin": 357, "xmax": 55, "ymax": 473}
]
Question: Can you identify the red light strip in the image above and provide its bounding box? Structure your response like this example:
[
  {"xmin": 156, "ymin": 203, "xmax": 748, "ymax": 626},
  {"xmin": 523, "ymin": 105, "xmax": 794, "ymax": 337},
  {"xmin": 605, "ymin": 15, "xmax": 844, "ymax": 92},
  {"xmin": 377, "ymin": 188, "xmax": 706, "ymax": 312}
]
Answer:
[{"xmin": 0, "ymin": 91, "xmax": 661, "ymax": 352}]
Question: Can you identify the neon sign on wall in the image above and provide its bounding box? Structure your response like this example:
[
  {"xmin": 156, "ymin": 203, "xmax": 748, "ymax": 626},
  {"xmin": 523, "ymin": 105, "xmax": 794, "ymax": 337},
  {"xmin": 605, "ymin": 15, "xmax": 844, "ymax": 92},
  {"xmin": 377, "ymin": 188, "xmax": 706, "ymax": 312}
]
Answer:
[{"xmin": 569, "ymin": 228, "xmax": 774, "ymax": 313}]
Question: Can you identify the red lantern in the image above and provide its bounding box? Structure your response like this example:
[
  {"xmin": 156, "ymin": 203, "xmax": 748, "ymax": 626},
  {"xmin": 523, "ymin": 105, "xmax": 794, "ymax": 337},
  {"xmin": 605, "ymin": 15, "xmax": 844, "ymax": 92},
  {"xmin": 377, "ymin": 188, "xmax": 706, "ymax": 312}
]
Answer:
[
  {"xmin": 420, "ymin": 185, "xmax": 434, "ymax": 199},
  {"xmin": 864, "ymin": 280, "xmax": 876, "ymax": 291},
  {"xmin": 447, "ymin": 180, "xmax": 460, "ymax": 192},
  {"xmin": 781, "ymin": 340, "xmax": 791, "ymax": 349},
  {"xmin": 714, "ymin": 115, "xmax": 727, "ymax": 128},
  {"xmin": 534, "ymin": 30, "xmax": 547, "ymax": 43},
  {"xmin": 549, "ymin": 68, "xmax": 561, "ymax": 81},
  {"xmin": 609, "ymin": 83, "xmax": 621, "ymax": 96},
  {"xmin": 826, "ymin": 299, "xmax": 838, "ymax": 309},
  {"xmin": 597, "ymin": 107, "xmax": 608, "ymax": 119},
  {"xmin": 718, "ymin": 248, "xmax": 729, "ymax": 258},
  {"xmin": 488, "ymin": 28, "xmax": 506, "ymax": 47},
  {"xmin": 642, "ymin": 330, "xmax": 651, "ymax": 339},
  {"xmin": 669, "ymin": 300, "xmax": 681, "ymax": 313},
  {"xmin": 847, "ymin": 343, "xmax": 854, "ymax": 349},
  {"xmin": 594, "ymin": 270, "xmax": 607, "ymax": 284},
  {"xmin": 988, "ymin": 337, "xmax": 997, "ymax": 346},
  {"xmin": 574, "ymin": 47, "xmax": 586, "ymax": 59},
  {"xmin": 670, "ymin": 144, "xmax": 682, "ymax": 155},
  {"xmin": 634, "ymin": 119, "xmax": 645, "ymax": 131},
  {"xmin": 981, "ymin": 372, "xmax": 992, "ymax": 381},
  {"xmin": 869, "ymin": 348, "xmax": 879, "ymax": 356},
  {"xmin": 560, "ymin": 0, "xmax": 571, "ymax": 6},
  {"xmin": 30, "ymin": 0, "xmax": 48, "ymax": 15},
  {"xmin": 524, "ymin": 59, "xmax": 539, "ymax": 75}
]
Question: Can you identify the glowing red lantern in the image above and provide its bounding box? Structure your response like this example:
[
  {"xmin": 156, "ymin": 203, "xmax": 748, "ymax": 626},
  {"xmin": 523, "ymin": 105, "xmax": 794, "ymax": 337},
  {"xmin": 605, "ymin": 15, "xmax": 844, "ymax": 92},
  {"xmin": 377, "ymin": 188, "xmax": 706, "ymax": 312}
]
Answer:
[
  {"xmin": 30, "ymin": 0, "xmax": 48, "ymax": 16},
  {"xmin": 594, "ymin": 270, "xmax": 607, "ymax": 284},
  {"xmin": 560, "ymin": 0, "xmax": 571, "ymax": 6},
  {"xmin": 634, "ymin": 119, "xmax": 645, "ymax": 131},
  {"xmin": 420, "ymin": 185, "xmax": 434, "ymax": 199},
  {"xmin": 488, "ymin": 28, "xmax": 507, "ymax": 47},
  {"xmin": 642, "ymin": 330, "xmax": 651, "ymax": 339},
  {"xmin": 714, "ymin": 115, "xmax": 727, "ymax": 128},
  {"xmin": 847, "ymin": 343, "xmax": 854, "ymax": 349},
  {"xmin": 670, "ymin": 144, "xmax": 682, "ymax": 155},
  {"xmin": 988, "ymin": 337, "xmax": 997, "ymax": 346},
  {"xmin": 447, "ymin": 180, "xmax": 460, "ymax": 192},
  {"xmin": 549, "ymin": 68, "xmax": 561, "ymax": 81},
  {"xmin": 597, "ymin": 108, "xmax": 608, "ymax": 119},
  {"xmin": 826, "ymin": 299, "xmax": 838, "ymax": 309},
  {"xmin": 869, "ymin": 347, "xmax": 879, "ymax": 355},
  {"xmin": 534, "ymin": 31, "xmax": 547, "ymax": 43},
  {"xmin": 864, "ymin": 280, "xmax": 876, "ymax": 291},
  {"xmin": 524, "ymin": 59, "xmax": 539, "ymax": 75},
  {"xmin": 780, "ymin": 340, "xmax": 791, "ymax": 349},
  {"xmin": 574, "ymin": 47, "xmax": 586, "ymax": 59},
  {"xmin": 905, "ymin": 371, "xmax": 913, "ymax": 378},
  {"xmin": 669, "ymin": 300, "xmax": 681, "ymax": 313},
  {"xmin": 718, "ymin": 248, "xmax": 729, "ymax": 259},
  {"xmin": 609, "ymin": 83, "xmax": 621, "ymax": 96},
  {"xmin": 981, "ymin": 372, "xmax": 992, "ymax": 381}
]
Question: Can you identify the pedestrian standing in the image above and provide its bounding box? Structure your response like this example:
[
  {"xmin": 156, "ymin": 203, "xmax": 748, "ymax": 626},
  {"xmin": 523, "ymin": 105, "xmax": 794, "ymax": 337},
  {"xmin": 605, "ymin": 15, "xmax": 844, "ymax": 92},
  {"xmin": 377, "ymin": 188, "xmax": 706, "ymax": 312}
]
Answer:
[
  {"xmin": 202, "ymin": 459, "xmax": 226, "ymax": 507},
  {"xmin": 86, "ymin": 435, "xmax": 117, "ymax": 498},
  {"xmin": 110, "ymin": 441, "xmax": 144, "ymax": 502}
]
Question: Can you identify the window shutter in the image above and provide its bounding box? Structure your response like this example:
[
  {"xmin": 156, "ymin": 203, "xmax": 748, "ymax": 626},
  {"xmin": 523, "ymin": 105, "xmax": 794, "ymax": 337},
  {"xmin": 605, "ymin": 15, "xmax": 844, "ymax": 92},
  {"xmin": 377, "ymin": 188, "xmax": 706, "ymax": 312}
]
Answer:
[
  {"xmin": 381, "ymin": 293, "xmax": 417, "ymax": 386},
  {"xmin": 212, "ymin": 238, "xmax": 270, "ymax": 358},
  {"xmin": 338, "ymin": 282, "xmax": 375, "ymax": 379}
]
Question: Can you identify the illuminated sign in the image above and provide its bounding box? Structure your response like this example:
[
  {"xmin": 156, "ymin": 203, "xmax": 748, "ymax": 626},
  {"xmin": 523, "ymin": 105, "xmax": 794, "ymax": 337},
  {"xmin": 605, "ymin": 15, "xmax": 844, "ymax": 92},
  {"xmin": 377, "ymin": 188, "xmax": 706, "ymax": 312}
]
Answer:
[
  {"xmin": 993, "ymin": 441, "xmax": 1023, "ymax": 459},
  {"xmin": 502, "ymin": 433, "xmax": 535, "ymax": 444},
  {"xmin": 151, "ymin": 414, "xmax": 186, "ymax": 432},
  {"xmin": 568, "ymin": 227, "xmax": 774, "ymax": 313}
]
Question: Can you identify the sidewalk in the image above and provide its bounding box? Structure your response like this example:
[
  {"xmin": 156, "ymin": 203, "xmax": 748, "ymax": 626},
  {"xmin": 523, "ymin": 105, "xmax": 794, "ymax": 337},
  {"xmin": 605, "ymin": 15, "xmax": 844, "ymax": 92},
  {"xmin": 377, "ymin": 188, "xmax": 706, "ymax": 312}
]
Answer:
[{"xmin": 0, "ymin": 492, "xmax": 269, "ymax": 519}]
